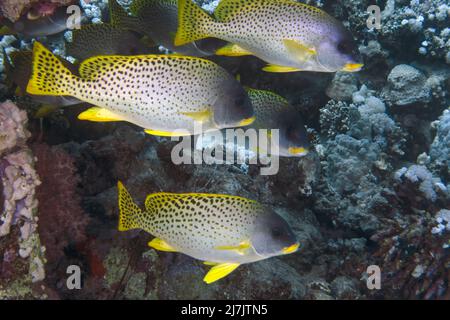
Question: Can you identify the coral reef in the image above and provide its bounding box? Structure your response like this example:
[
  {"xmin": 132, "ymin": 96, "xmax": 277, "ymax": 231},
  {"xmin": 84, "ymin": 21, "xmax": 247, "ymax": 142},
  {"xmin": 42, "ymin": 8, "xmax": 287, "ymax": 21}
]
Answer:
[
  {"xmin": 382, "ymin": 64, "xmax": 431, "ymax": 106},
  {"xmin": 430, "ymin": 109, "xmax": 450, "ymax": 179},
  {"xmin": 0, "ymin": 101, "xmax": 45, "ymax": 298},
  {"xmin": 32, "ymin": 143, "xmax": 89, "ymax": 274}
]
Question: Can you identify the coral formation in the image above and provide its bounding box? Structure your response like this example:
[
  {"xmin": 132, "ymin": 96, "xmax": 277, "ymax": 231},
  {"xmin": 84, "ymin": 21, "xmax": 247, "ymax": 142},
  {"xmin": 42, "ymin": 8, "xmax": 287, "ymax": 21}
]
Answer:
[
  {"xmin": 0, "ymin": 101, "xmax": 45, "ymax": 298},
  {"xmin": 32, "ymin": 143, "xmax": 89, "ymax": 270}
]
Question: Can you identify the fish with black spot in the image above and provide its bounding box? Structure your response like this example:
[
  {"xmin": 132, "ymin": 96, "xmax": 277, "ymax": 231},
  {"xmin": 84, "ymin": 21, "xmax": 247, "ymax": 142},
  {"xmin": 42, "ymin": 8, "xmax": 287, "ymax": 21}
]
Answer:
[
  {"xmin": 245, "ymin": 87, "xmax": 310, "ymax": 157},
  {"xmin": 175, "ymin": 0, "xmax": 364, "ymax": 73},
  {"xmin": 109, "ymin": 0, "xmax": 228, "ymax": 56},
  {"xmin": 26, "ymin": 41, "xmax": 255, "ymax": 136},
  {"xmin": 117, "ymin": 182, "xmax": 300, "ymax": 284}
]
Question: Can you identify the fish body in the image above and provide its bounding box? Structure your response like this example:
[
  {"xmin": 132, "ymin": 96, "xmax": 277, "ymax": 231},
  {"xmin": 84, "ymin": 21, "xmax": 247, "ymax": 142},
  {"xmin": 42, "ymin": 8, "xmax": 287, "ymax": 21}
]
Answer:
[
  {"xmin": 176, "ymin": 0, "xmax": 363, "ymax": 72},
  {"xmin": 26, "ymin": 42, "xmax": 254, "ymax": 136},
  {"xmin": 66, "ymin": 24, "xmax": 154, "ymax": 61},
  {"xmin": 246, "ymin": 88, "xmax": 310, "ymax": 157},
  {"xmin": 117, "ymin": 182, "xmax": 299, "ymax": 283},
  {"xmin": 110, "ymin": 0, "xmax": 227, "ymax": 56}
]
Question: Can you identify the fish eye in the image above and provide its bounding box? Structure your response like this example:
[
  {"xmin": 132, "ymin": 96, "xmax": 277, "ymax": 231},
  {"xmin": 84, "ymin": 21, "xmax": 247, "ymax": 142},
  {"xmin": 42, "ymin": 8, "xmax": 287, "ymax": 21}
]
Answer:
[
  {"xmin": 271, "ymin": 227, "xmax": 282, "ymax": 238},
  {"xmin": 337, "ymin": 40, "xmax": 353, "ymax": 54}
]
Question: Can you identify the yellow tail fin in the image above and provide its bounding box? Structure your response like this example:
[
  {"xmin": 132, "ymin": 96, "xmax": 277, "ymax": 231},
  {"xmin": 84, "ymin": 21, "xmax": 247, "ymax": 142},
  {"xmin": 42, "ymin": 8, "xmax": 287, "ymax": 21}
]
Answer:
[
  {"xmin": 26, "ymin": 41, "xmax": 78, "ymax": 97},
  {"xmin": 117, "ymin": 181, "xmax": 142, "ymax": 231},
  {"xmin": 175, "ymin": 0, "xmax": 215, "ymax": 46}
]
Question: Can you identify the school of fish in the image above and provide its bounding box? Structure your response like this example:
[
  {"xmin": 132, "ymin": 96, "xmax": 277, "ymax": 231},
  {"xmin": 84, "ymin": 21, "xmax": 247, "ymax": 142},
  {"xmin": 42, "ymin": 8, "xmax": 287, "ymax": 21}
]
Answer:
[{"xmin": 1, "ymin": 0, "xmax": 364, "ymax": 283}]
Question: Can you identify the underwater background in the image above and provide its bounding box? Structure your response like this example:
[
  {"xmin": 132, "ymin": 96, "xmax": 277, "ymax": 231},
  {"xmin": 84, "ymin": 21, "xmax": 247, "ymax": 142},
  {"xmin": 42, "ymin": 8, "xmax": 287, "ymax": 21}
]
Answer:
[{"xmin": 0, "ymin": 0, "xmax": 449, "ymax": 299}]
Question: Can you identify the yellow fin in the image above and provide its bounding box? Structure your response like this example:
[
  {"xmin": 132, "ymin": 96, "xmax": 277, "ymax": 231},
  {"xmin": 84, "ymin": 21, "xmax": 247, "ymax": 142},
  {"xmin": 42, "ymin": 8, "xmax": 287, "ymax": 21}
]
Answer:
[
  {"xmin": 180, "ymin": 109, "xmax": 212, "ymax": 123},
  {"xmin": 148, "ymin": 238, "xmax": 178, "ymax": 252},
  {"xmin": 216, "ymin": 43, "xmax": 253, "ymax": 57},
  {"xmin": 203, "ymin": 261, "xmax": 219, "ymax": 266},
  {"xmin": 215, "ymin": 240, "xmax": 251, "ymax": 255},
  {"xmin": 283, "ymin": 39, "xmax": 317, "ymax": 62},
  {"xmin": 26, "ymin": 42, "xmax": 76, "ymax": 96},
  {"xmin": 262, "ymin": 64, "xmax": 302, "ymax": 73},
  {"xmin": 117, "ymin": 181, "xmax": 142, "ymax": 231},
  {"xmin": 144, "ymin": 129, "xmax": 192, "ymax": 137},
  {"xmin": 78, "ymin": 107, "xmax": 124, "ymax": 122},
  {"xmin": 175, "ymin": 0, "xmax": 214, "ymax": 46},
  {"xmin": 203, "ymin": 263, "xmax": 240, "ymax": 284}
]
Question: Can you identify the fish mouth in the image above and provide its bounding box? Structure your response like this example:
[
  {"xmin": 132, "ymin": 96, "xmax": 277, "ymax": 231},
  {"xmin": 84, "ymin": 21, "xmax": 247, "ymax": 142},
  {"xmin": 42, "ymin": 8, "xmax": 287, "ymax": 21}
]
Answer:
[
  {"xmin": 342, "ymin": 63, "xmax": 364, "ymax": 72},
  {"xmin": 282, "ymin": 243, "xmax": 300, "ymax": 254},
  {"xmin": 238, "ymin": 116, "xmax": 256, "ymax": 127},
  {"xmin": 288, "ymin": 147, "xmax": 309, "ymax": 156}
]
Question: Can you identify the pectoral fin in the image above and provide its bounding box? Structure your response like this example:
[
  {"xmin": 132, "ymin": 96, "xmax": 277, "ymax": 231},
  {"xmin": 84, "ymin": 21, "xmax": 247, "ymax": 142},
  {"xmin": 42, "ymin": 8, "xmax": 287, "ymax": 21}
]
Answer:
[
  {"xmin": 262, "ymin": 64, "xmax": 302, "ymax": 73},
  {"xmin": 180, "ymin": 109, "xmax": 212, "ymax": 123},
  {"xmin": 283, "ymin": 39, "xmax": 317, "ymax": 62},
  {"xmin": 148, "ymin": 238, "xmax": 178, "ymax": 252},
  {"xmin": 203, "ymin": 263, "xmax": 240, "ymax": 284},
  {"xmin": 144, "ymin": 129, "xmax": 192, "ymax": 137},
  {"xmin": 215, "ymin": 241, "xmax": 251, "ymax": 255},
  {"xmin": 78, "ymin": 107, "xmax": 124, "ymax": 122},
  {"xmin": 216, "ymin": 43, "xmax": 253, "ymax": 57}
]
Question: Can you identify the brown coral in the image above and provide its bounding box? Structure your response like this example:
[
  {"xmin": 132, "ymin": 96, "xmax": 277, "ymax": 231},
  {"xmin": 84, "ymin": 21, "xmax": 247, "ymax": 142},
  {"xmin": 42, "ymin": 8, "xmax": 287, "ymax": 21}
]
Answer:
[{"xmin": 32, "ymin": 143, "xmax": 89, "ymax": 266}]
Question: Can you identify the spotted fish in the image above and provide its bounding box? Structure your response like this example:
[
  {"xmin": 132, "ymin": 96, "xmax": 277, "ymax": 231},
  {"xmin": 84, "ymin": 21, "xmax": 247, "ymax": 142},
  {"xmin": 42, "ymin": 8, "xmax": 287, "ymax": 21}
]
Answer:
[
  {"xmin": 26, "ymin": 41, "xmax": 255, "ymax": 136},
  {"xmin": 109, "ymin": 0, "xmax": 228, "ymax": 56},
  {"xmin": 246, "ymin": 88, "xmax": 310, "ymax": 157},
  {"xmin": 175, "ymin": 0, "xmax": 363, "ymax": 72},
  {"xmin": 66, "ymin": 23, "xmax": 154, "ymax": 62},
  {"xmin": 117, "ymin": 181, "xmax": 299, "ymax": 283}
]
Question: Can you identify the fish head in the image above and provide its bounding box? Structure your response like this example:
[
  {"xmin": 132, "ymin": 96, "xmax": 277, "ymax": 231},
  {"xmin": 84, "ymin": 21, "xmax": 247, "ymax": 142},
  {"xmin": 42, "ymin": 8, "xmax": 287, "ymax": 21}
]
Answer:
[
  {"xmin": 213, "ymin": 79, "xmax": 255, "ymax": 128},
  {"xmin": 315, "ymin": 21, "xmax": 363, "ymax": 72},
  {"xmin": 251, "ymin": 209, "xmax": 299, "ymax": 257},
  {"xmin": 12, "ymin": 6, "xmax": 74, "ymax": 37},
  {"xmin": 275, "ymin": 111, "xmax": 310, "ymax": 157}
]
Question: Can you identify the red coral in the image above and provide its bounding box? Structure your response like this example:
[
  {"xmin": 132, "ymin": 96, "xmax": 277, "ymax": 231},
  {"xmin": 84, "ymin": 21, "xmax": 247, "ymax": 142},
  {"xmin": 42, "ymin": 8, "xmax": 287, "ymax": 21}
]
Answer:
[{"xmin": 32, "ymin": 143, "xmax": 89, "ymax": 266}]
